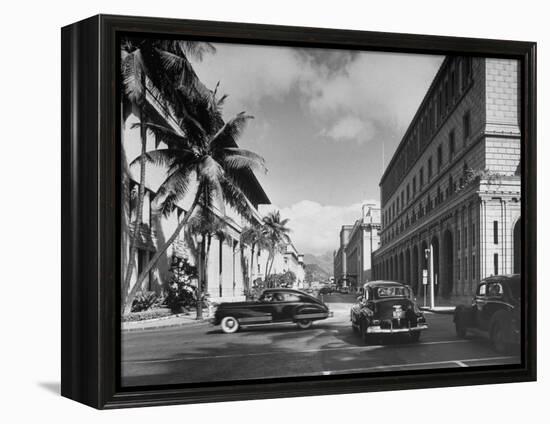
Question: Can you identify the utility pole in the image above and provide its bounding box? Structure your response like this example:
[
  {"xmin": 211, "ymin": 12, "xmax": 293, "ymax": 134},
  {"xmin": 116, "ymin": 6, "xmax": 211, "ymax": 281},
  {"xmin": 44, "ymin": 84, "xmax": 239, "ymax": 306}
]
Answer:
[
  {"xmin": 425, "ymin": 247, "xmax": 435, "ymax": 309},
  {"xmin": 196, "ymin": 233, "xmax": 204, "ymax": 320}
]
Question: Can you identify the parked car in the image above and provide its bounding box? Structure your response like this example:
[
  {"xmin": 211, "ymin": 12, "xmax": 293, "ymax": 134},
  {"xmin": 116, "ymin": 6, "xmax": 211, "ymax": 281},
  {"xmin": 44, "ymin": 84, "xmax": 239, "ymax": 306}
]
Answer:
[
  {"xmin": 211, "ymin": 288, "xmax": 333, "ymax": 333},
  {"xmin": 319, "ymin": 286, "xmax": 332, "ymax": 295},
  {"xmin": 454, "ymin": 274, "xmax": 520, "ymax": 353},
  {"xmin": 350, "ymin": 281, "xmax": 427, "ymax": 343},
  {"xmin": 339, "ymin": 286, "xmax": 350, "ymax": 294}
]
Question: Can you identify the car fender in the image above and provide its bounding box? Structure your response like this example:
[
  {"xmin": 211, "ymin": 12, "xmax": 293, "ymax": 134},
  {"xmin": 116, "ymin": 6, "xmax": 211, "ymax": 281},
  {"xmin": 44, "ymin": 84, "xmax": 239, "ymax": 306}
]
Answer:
[
  {"xmin": 454, "ymin": 305, "xmax": 473, "ymax": 326},
  {"xmin": 489, "ymin": 310, "xmax": 514, "ymax": 343},
  {"xmin": 293, "ymin": 304, "xmax": 328, "ymax": 321}
]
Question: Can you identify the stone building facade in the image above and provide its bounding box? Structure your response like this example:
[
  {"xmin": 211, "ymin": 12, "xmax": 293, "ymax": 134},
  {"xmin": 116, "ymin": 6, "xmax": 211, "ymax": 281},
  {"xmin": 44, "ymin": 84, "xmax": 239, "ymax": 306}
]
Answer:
[
  {"xmin": 334, "ymin": 205, "xmax": 381, "ymax": 291},
  {"xmin": 371, "ymin": 56, "xmax": 521, "ymax": 304}
]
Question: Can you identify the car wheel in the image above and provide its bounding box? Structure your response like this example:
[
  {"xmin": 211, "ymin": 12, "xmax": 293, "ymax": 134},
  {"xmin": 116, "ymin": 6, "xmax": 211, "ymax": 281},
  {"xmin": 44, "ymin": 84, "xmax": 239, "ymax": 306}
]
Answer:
[
  {"xmin": 296, "ymin": 319, "xmax": 312, "ymax": 329},
  {"xmin": 220, "ymin": 316, "xmax": 240, "ymax": 334},
  {"xmin": 490, "ymin": 322, "xmax": 508, "ymax": 354},
  {"xmin": 409, "ymin": 331, "xmax": 421, "ymax": 343},
  {"xmin": 455, "ymin": 315, "xmax": 468, "ymax": 338}
]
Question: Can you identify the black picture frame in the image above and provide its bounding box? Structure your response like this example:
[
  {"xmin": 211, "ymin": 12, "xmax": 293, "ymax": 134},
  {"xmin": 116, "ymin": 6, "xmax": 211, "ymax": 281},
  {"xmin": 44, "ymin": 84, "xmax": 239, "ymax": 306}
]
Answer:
[{"xmin": 61, "ymin": 14, "xmax": 537, "ymax": 409}]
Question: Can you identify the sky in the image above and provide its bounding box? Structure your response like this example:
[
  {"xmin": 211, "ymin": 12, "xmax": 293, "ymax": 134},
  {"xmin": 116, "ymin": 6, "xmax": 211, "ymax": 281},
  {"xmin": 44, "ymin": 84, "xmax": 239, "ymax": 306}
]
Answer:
[{"xmin": 189, "ymin": 43, "xmax": 444, "ymax": 256}]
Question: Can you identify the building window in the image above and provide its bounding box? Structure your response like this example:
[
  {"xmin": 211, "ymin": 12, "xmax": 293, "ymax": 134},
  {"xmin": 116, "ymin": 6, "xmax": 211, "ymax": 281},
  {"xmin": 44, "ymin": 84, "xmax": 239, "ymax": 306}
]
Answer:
[
  {"xmin": 401, "ymin": 191, "xmax": 404, "ymax": 208},
  {"xmin": 472, "ymin": 223, "xmax": 476, "ymax": 246},
  {"xmin": 428, "ymin": 157, "xmax": 433, "ymax": 179},
  {"xmin": 463, "ymin": 226, "xmax": 467, "ymax": 249},
  {"xmin": 406, "ymin": 184, "xmax": 410, "ymax": 203},
  {"xmin": 457, "ymin": 230, "xmax": 461, "ymax": 251},
  {"xmin": 458, "ymin": 258, "xmax": 461, "ymax": 280},
  {"xmin": 493, "ymin": 221, "xmax": 499, "ymax": 244},
  {"xmin": 464, "ymin": 257, "xmax": 468, "ymax": 280},
  {"xmin": 419, "ymin": 168, "xmax": 424, "ymax": 187},
  {"xmin": 412, "ymin": 177, "xmax": 417, "ymax": 196},
  {"xmin": 493, "ymin": 253, "xmax": 499, "ymax": 275},
  {"xmin": 462, "ymin": 57, "xmax": 472, "ymax": 90},
  {"xmin": 448, "ymin": 174, "xmax": 454, "ymax": 196},
  {"xmin": 463, "ymin": 111, "xmax": 471, "ymax": 144},
  {"xmin": 450, "ymin": 71, "xmax": 456, "ymax": 100},
  {"xmin": 449, "ymin": 130, "xmax": 456, "ymax": 160},
  {"xmin": 437, "ymin": 145, "xmax": 443, "ymax": 171},
  {"xmin": 397, "ymin": 198, "xmax": 400, "ymax": 213},
  {"xmin": 472, "ymin": 255, "xmax": 476, "ymax": 280}
]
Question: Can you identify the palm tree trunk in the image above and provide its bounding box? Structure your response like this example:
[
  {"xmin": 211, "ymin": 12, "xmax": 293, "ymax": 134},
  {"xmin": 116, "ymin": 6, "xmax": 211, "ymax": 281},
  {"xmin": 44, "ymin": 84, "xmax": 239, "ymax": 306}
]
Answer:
[
  {"xmin": 123, "ymin": 193, "xmax": 201, "ymax": 315},
  {"xmin": 265, "ymin": 252, "xmax": 272, "ymax": 287},
  {"xmin": 250, "ymin": 244, "xmax": 255, "ymax": 286},
  {"xmin": 121, "ymin": 86, "xmax": 148, "ymax": 314},
  {"xmin": 267, "ymin": 255, "xmax": 275, "ymax": 279}
]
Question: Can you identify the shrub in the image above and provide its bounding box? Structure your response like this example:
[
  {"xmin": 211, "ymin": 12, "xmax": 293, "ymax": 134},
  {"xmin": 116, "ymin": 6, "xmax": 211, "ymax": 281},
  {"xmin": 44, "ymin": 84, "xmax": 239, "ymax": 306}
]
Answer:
[
  {"xmin": 163, "ymin": 256, "xmax": 209, "ymax": 313},
  {"xmin": 131, "ymin": 291, "xmax": 160, "ymax": 312},
  {"xmin": 122, "ymin": 308, "xmax": 172, "ymax": 322}
]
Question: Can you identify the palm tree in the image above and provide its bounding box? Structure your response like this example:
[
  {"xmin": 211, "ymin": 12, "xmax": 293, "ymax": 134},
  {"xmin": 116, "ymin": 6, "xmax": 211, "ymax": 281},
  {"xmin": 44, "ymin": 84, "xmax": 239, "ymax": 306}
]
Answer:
[
  {"xmin": 240, "ymin": 225, "xmax": 269, "ymax": 291},
  {"xmin": 184, "ymin": 208, "xmax": 231, "ymax": 318},
  {"xmin": 120, "ymin": 38, "xmax": 214, "ymax": 311},
  {"xmin": 262, "ymin": 211, "xmax": 291, "ymax": 283},
  {"xmin": 122, "ymin": 92, "xmax": 267, "ymax": 314}
]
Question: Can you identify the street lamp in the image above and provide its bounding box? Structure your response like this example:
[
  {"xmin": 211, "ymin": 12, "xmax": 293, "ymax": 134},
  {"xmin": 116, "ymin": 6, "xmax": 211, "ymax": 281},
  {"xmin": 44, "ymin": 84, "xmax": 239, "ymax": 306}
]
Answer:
[{"xmin": 196, "ymin": 233, "xmax": 204, "ymax": 320}]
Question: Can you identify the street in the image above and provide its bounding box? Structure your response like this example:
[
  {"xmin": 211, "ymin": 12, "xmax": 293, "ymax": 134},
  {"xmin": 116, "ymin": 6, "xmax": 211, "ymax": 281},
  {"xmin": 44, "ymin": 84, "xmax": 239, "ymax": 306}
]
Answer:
[{"xmin": 121, "ymin": 294, "xmax": 520, "ymax": 387}]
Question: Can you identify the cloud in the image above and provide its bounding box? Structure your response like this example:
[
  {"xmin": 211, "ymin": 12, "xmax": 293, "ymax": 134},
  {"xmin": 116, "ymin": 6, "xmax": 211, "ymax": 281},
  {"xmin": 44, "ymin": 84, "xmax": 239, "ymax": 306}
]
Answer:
[
  {"xmin": 259, "ymin": 199, "xmax": 380, "ymax": 256},
  {"xmin": 320, "ymin": 115, "xmax": 375, "ymax": 143},
  {"xmin": 191, "ymin": 44, "xmax": 443, "ymax": 145}
]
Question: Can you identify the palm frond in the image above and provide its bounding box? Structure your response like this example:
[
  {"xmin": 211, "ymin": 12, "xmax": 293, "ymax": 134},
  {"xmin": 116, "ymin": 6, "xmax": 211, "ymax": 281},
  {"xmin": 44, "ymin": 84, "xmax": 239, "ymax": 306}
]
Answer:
[
  {"xmin": 129, "ymin": 149, "xmax": 195, "ymax": 169},
  {"xmin": 221, "ymin": 148, "xmax": 267, "ymax": 173},
  {"xmin": 209, "ymin": 112, "xmax": 254, "ymax": 150},
  {"xmin": 219, "ymin": 177, "xmax": 257, "ymax": 223},
  {"xmin": 121, "ymin": 49, "xmax": 146, "ymax": 104},
  {"xmin": 129, "ymin": 122, "xmax": 192, "ymax": 149}
]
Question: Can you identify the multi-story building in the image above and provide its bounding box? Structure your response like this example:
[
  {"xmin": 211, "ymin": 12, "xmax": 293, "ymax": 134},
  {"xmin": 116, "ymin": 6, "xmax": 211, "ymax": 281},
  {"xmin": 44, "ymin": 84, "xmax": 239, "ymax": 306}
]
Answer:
[
  {"xmin": 371, "ymin": 56, "xmax": 521, "ymax": 304},
  {"xmin": 333, "ymin": 225, "xmax": 353, "ymax": 288},
  {"xmin": 122, "ymin": 85, "xmax": 302, "ymax": 303},
  {"xmin": 250, "ymin": 242, "xmax": 306, "ymax": 287},
  {"xmin": 334, "ymin": 205, "xmax": 381, "ymax": 291}
]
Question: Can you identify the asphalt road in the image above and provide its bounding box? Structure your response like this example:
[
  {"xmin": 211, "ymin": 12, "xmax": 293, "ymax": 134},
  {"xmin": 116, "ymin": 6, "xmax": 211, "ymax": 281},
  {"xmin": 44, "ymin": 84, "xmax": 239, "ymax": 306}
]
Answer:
[{"xmin": 121, "ymin": 293, "xmax": 520, "ymax": 387}]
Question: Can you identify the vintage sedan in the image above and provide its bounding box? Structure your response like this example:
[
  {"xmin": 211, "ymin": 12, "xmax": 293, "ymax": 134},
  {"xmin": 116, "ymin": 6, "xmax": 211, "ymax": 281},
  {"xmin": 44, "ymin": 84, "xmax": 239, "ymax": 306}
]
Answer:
[
  {"xmin": 350, "ymin": 281, "xmax": 428, "ymax": 343},
  {"xmin": 211, "ymin": 288, "xmax": 333, "ymax": 333},
  {"xmin": 454, "ymin": 274, "xmax": 520, "ymax": 353}
]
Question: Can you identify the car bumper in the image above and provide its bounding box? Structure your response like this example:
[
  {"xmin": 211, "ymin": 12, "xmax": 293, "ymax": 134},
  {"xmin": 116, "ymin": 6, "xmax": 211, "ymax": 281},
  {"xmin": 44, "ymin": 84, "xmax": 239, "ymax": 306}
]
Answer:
[{"xmin": 367, "ymin": 324, "xmax": 428, "ymax": 334}]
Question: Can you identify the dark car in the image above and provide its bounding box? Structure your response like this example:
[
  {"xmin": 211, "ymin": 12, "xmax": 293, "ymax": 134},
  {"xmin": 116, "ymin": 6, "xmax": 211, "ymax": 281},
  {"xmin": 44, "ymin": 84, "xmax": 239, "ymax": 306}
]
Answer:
[
  {"xmin": 211, "ymin": 288, "xmax": 333, "ymax": 333},
  {"xmin": 454, "ymin": 274, "xmax": 520, "ymax": 353},
  {"xmin": 350, "ymin": 281, "xmax": 427, "ymax": 343},
  {"xmin": 319, "ymin": 286, "xmax": 332, "ymax": 295}
]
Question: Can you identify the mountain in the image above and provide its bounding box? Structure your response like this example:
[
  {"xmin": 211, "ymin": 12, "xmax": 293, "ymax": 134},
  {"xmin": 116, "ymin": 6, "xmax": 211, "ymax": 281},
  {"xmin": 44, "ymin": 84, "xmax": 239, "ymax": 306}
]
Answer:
[
  {"xmin": 303, "ymin": 252, "xmax": 333, "ymax": 275},
  {"xmin": 304, "ymin": 263, "xmax": 330, "ymax": 283}
]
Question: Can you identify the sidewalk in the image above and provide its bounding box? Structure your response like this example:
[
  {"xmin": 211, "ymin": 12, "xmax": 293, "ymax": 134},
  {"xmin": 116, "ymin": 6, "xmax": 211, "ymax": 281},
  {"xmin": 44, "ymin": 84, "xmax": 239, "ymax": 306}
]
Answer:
[{"xmin": 122, "ymin": 310, "xmax": 212, "ymax": 332}]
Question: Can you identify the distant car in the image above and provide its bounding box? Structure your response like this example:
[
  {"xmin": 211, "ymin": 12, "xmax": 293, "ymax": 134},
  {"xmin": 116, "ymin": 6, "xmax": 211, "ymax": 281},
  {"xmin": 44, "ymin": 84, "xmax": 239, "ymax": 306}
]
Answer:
[
  {"xmin": 319, "ymin": 286, "xmax": 332, "ymax": 295},
  {"xmin": 454, "ymin": 275, "xmax": 520, "ymax": 353},
  {"xmin": 339, "ymin": 287, "xmax": 350, "ymax": 294},
  {"xmin": 350, "ymin": 281, "xmax": 427, "ymax": 343},
  {"xmin": 211, "ymin": 288, "xmax": 333, "ymax": 333}
]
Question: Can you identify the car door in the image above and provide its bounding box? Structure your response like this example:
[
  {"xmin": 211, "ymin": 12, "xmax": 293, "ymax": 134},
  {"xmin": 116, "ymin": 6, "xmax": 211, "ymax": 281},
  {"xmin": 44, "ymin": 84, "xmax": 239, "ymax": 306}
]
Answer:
[
  {"xmin": 277, "ymin": 293, "xmax": 303, "ymax": 321},
  {"xmin": 482, "ymin": 281, "xmax": 505, "ymax": 325},
  {"xmin": 473, "ymin": 282, "xmax": 488, "ymax": 330}
]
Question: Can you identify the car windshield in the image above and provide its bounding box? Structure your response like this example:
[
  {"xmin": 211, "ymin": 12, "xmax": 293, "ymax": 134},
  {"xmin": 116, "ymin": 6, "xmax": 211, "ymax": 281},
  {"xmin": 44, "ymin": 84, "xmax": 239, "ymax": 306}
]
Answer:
[{"xmin": 375, "ymin": 286, "xmax": 410, "ymax": 299}]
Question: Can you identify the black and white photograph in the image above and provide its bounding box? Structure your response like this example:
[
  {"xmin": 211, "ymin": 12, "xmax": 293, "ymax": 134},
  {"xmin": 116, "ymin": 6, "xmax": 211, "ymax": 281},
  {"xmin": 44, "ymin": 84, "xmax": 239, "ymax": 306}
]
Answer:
[{"xmin": 120, "ymin": 37, "xmax": 523, "ymax": 387}]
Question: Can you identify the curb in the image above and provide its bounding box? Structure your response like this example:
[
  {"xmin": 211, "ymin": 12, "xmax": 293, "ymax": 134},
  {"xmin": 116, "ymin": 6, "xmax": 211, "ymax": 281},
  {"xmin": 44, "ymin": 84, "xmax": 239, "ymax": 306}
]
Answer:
[
  {"xmin": 122, "ymin": 319, "xmax": 211, "ymax": 332},
  {"xmin": 121, "ymin": 312, "xmax": 213, "ymax": 332}
]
